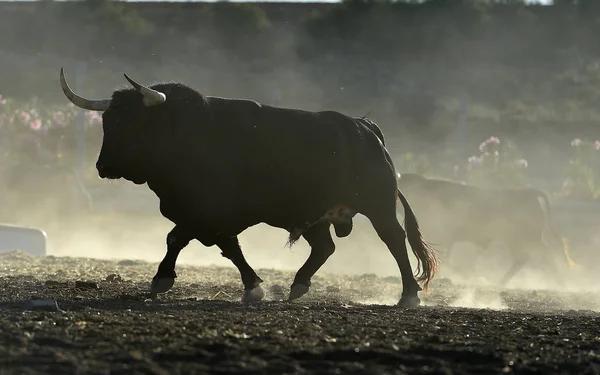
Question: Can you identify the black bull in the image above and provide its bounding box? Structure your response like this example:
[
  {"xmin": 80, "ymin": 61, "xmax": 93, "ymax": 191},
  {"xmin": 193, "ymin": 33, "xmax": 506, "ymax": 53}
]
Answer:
[
  {"xmin": 396, "ymin": 173, "xmax": 579, "ymax": 286},
  {"xmin": 58, "ymin": 69, "xmax": 439, "ymax": 308}
]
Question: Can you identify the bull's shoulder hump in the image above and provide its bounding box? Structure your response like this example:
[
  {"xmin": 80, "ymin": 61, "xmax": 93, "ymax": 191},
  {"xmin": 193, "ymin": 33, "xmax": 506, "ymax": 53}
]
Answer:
[
  {"xmin": 263, "ymin": 107, "xmax": 356, "ymax": 123},
  {"xmin": 206, "ymin": 95, "xmax": 263, "ymax": 108}
]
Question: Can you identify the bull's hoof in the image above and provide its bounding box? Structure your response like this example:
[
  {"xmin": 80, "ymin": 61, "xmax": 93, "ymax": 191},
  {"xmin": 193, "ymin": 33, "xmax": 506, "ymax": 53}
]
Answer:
[
  {"xmin": 149, "ymin": 277, "xmax": 175, "ymax": 298},
  {"xmin": 397, "ymin": 295, "xmax": 421, "ymax": 308},
  {"xmin": 241, "ymin": 286, "xmax": 265, "ymax": 304},
  {"xmin": 288, "ymin": 283, "xmax": 310, "ymax": 301}
]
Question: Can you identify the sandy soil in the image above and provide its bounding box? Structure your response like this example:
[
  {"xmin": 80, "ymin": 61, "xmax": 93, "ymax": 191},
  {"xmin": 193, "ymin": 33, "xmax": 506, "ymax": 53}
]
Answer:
[{"xmin": 0, "ymin": 250, "xmax": 599, "ymax": 375}]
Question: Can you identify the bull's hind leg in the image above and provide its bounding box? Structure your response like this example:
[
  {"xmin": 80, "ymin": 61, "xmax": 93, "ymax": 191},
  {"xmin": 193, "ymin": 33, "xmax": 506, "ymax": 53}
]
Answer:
[
  {"xmin": 366, "ymin": 209, "xmax": 423, "ymax": 308},
  {"xmin": 150, "ymin": 225, "xmax": 195, "ymax": 298},
  {"xmin": 289, "ymin": 222, "xmax": 335, "ymax": 301},
  {"xmin": 216, "ymin": 235, "xmax": 265, "ymax": 303},
  {"xmin": 499, "ymin": 241, "xmax": 529, "ymax": 286}
]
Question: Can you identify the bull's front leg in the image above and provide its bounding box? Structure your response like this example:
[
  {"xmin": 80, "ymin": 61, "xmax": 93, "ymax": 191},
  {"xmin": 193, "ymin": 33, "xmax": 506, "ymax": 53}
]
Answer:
[
  {"xmin": 215, "ymin": 235, "xmax": 265, "ymax": 303},
  {"xmin": 289, "ymin": 222, "xmax": 335, "ymax": 301},
  {"xmin": 149, "ymin": 225, "xmax": 194, "ymax": 298}
]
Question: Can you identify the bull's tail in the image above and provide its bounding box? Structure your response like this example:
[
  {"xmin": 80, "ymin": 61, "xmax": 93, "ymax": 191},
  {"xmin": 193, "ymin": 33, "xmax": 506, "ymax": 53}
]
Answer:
[
  {"xmin": 396, "ymin": 188, "xmax": 440, "ymax": 293},
  {"xmin": 536, "ymin": 191, "xmax": 579, "ymax": 270}
]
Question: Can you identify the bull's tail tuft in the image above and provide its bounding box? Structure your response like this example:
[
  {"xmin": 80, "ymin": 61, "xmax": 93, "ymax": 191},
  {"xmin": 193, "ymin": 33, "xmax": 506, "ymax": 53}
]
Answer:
[
  {"xmin": 396, "ymin": 188, "xmax": 440, "ymax": 294},
  {"xmin": 559, "ymin": 237, "xmax": 580, "ymax": 270}
]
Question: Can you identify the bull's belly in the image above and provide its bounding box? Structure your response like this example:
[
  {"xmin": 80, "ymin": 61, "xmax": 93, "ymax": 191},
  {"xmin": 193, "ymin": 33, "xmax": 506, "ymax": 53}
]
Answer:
[
  {"xmin": 153, "ymin": 167, "xmax": 367, "ymax": 238},
  {"xmin": 263, "ymin": 204, "xmax": 357, "ymax": 230},
  {"xmin": 160, "ymin": 196, "xmax": 357, "ymax": 241}
]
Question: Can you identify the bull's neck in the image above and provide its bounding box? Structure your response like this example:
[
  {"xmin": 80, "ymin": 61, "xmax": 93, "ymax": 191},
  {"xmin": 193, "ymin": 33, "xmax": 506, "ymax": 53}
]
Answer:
[
  {"xmin": 145, "ymin": 175, "xmax": 171, "ymax": 200},
  {"xmin": 141, "ymin": 151, "xmax": 171, "ymax": 192}
]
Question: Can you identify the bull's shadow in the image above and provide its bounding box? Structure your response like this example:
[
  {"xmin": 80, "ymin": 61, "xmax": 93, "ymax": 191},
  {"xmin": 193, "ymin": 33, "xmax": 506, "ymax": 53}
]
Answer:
[{"xmin": 396, "ymin": 173, "xmax": 579, "ymax": 289}]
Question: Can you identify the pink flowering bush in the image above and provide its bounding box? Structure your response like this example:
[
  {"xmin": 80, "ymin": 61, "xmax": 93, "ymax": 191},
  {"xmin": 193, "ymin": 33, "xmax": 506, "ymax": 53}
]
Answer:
[
  {"xmin": 0, "ymin": 94, "xmax": 103, "ymax": 172},
  {"xmin": 465, "ymin": 136, "xmax": 529, "ymax": 188},
  {"xmin": 560, "ymin": 138, "xmax": 600, "ymax": 200}
]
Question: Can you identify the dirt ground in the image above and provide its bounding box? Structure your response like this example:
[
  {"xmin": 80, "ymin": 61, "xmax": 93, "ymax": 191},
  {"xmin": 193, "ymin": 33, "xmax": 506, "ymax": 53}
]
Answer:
[{"xmin": 0, "ymin": 250, "xmax": 599, "ymax": 375}]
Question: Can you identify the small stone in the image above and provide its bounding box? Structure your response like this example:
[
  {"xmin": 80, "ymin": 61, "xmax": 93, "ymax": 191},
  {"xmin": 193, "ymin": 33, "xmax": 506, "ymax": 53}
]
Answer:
[{"xmin": 326, "ymin": 286, "xmax": 341, "ymax": 293}]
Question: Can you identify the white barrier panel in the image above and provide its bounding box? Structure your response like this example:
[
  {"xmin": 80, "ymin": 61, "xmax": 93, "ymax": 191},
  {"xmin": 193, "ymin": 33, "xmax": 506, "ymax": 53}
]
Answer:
[{"xmin": 0, "ymin": 224, "xmax": 47, "ymax": 256}]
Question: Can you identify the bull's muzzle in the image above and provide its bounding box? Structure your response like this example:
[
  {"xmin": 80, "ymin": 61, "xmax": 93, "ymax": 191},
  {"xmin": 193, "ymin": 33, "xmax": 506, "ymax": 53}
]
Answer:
[{"xmin": 96, "ymin": 162, "xmax": 108, "ymax": 178}]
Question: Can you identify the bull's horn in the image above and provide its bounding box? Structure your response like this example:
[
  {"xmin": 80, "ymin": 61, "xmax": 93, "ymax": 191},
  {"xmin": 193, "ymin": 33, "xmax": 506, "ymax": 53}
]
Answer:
[
  {"xmin": 59, "ymin": 68, "xmax": 112, "ymax": 111},
  {"xmin": 123, "ymin": 73, "xmax": 166, "ymax": 107}
]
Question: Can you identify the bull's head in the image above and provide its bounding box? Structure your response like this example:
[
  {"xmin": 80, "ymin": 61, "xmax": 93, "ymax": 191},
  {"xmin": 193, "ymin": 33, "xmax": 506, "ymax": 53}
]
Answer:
[{"xmin": 59, "ymin": 68, "xmax": 167, "ymax": 184}]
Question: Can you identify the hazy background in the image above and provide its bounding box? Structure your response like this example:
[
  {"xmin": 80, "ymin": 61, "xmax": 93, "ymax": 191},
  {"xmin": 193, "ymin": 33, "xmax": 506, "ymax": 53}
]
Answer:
[{"xmin": 1, "ymin": 0, "xmax": 599, "ymax": 301}]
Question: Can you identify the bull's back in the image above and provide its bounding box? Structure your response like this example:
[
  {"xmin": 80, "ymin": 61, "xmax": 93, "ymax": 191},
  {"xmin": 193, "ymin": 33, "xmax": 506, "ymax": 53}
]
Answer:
[
  {"xmin": 237, "ymin": 105, "xmax": 380, "ymax": 178},
  {"xmin": 207, "ymin": 100, "xmax": 391, "ymax": 217},
  {"xmin": 207, "ymin": 98, "xmax": 384, "ymax": 169}
]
